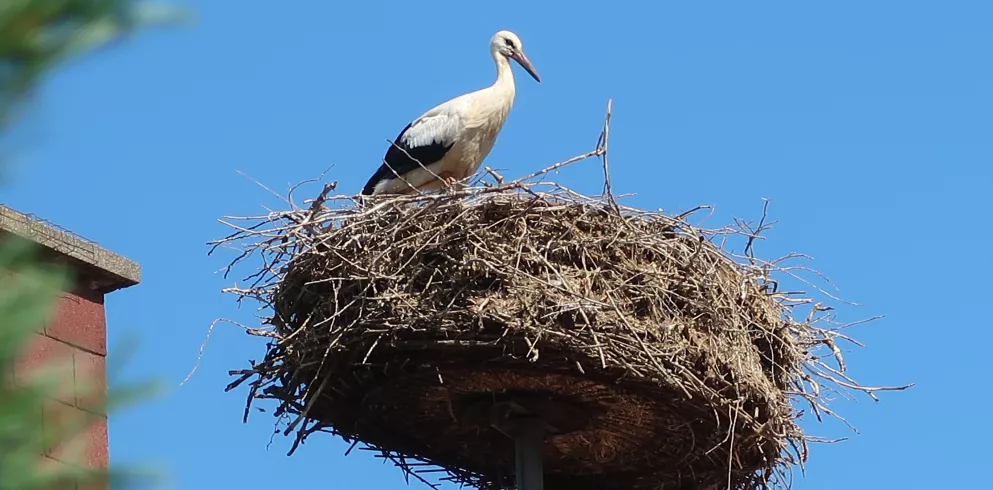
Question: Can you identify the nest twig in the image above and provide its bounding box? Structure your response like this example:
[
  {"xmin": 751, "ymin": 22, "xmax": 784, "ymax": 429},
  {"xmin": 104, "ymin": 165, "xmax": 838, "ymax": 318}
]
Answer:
[{"xmin": 207, "ymin": 100, "xmax": 910, "ymax": 490}]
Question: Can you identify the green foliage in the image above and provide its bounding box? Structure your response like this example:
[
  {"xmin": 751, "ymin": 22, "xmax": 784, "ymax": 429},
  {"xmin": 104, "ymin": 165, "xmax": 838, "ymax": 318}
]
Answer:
[
  {"xmin": 0, "ymin": 0, "xmax": 190, "ymax": 130},
  {"xmin": 0, "ymin": 1, "xmax": 187, "ymax": 488}
]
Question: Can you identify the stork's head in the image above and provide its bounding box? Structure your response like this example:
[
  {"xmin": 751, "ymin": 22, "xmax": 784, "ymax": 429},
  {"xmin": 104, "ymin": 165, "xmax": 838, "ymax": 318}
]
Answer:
[{"xmin": 491, "ymin": 30, "xmax": 540, "ymax": 83}]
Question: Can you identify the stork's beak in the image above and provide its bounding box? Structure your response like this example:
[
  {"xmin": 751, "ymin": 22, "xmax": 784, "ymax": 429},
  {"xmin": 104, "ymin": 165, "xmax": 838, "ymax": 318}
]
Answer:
[{"xmin": 511, "ymin": 51, "xmax": 541, "ymax": 83}]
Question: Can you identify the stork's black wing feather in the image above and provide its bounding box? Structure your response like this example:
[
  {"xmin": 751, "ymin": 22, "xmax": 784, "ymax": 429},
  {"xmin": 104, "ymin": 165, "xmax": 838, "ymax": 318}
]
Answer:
[{"xmin": 361, "ymin": 122, "xmax": 455, "ymax": 195}]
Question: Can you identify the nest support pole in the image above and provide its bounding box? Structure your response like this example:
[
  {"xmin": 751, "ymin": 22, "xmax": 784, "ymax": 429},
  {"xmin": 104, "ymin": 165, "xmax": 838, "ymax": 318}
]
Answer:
[
  {"xmin": 504, "ymin": 416, "xmax": 546, "ymax": 490},
  {"xmin": 489, "ymin": 399, "xmax": 576, "ymax": 490}
]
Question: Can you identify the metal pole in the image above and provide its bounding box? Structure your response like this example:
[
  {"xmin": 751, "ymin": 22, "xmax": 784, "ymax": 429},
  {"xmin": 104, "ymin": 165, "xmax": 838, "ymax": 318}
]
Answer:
[{"xmin": 512, "ymin": 418, "xmax": 545, "ymax": 490}]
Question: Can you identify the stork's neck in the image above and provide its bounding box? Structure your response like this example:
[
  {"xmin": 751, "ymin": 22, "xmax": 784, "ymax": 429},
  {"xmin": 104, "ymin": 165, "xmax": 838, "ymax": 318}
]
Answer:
[{"xmin": 492, "ymin": 52, "xmax": 516, "ymax": 97}]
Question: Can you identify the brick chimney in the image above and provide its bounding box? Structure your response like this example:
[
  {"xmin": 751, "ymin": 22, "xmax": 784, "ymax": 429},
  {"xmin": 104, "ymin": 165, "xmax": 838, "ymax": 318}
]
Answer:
[{"xmin": 1, "ymin": 205, "xmax": 141, "ymax": 488}]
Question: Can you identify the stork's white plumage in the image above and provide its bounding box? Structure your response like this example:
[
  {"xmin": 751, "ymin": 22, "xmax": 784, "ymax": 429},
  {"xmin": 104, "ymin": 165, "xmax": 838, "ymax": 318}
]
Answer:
[{"xmin": 361, "ymin": 30, "xmax": 540, "ymax": 196}]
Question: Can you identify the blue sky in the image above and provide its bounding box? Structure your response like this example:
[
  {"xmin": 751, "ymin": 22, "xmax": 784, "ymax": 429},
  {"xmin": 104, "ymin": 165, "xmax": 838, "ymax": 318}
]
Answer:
[{"xmin": 3, "ymin": 0, "xmax": 991, "ymax": 488}]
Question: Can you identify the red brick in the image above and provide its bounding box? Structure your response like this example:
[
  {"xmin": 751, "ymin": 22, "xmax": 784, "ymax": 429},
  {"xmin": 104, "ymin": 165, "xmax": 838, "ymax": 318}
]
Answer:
[
  {"xmin": 16, "ymin": 333, "xmax": 75, "ymax": 404},
  {"xmin": 44, "ymin": 400, "xmax": 108, "ymax": 470},
  {"xmin": 73, "ymin": 349, "xmax": 107, "ymax": 415},
  {"xmin": 43, "ymin": 399, "xmax": 75, "ymax": 458},
  {"xmin": 46, "ymin": 293, "xmax": 106, "ymax": 355},
  {"xmin": 84, "ymin": 419, "xmax": 108, "ymax": 469}
]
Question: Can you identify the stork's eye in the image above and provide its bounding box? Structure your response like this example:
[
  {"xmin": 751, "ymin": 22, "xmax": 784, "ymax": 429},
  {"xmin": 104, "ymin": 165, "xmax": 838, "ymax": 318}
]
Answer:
[{"xmin": 504, "ymin": 38, "xmax": 514, "ymax": 47}]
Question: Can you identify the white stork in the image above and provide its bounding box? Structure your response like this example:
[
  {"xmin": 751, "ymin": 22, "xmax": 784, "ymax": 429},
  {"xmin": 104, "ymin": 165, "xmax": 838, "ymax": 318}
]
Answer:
[{"xmin": 361, "ymin": 30, "xmax": 540, "ymax": 196}]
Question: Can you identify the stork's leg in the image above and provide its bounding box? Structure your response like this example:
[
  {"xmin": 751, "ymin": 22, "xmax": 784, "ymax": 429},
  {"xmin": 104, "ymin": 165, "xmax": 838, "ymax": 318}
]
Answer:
[
  {"xmin": 436, "ymin": 171, "xmax": 464, "ymax": 194},
  {"xmin": 450, "ymin": 176, "xmax": 470, "ymax": 194},
  {"xmin": 445, "ymin": 175, "xmax": 464, "ymax": 194}
]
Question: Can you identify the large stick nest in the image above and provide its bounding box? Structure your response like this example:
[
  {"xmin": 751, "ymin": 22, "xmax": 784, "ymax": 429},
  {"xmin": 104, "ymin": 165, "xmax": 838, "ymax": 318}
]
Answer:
[{"xmin": 212, "ymin": 134, "xmax": 904, "ymax": 490}]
